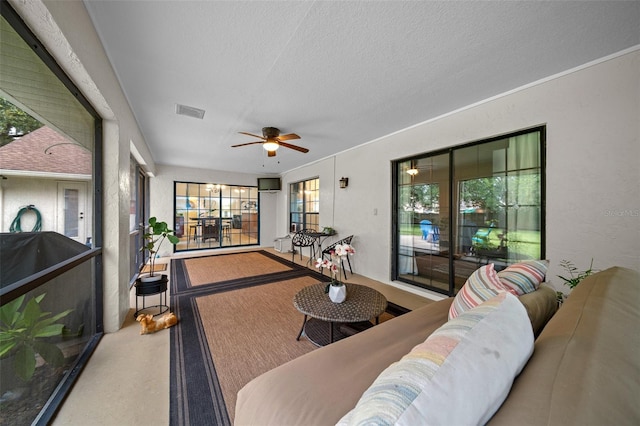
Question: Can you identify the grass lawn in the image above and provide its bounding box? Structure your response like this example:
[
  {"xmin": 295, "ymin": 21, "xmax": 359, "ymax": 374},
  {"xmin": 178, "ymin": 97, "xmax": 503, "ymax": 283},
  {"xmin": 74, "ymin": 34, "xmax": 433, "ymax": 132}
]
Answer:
[{"xmin": 399, "ymin": 224, "xmax": 541, "ymax": 260}]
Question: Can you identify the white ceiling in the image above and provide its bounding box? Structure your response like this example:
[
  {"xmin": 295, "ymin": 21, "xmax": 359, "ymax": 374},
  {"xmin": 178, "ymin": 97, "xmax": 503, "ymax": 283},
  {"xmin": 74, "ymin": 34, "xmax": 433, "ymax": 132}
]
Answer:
[{"xmin": 83, "ymin": 1, "xmax": 639, "ymax": 175}]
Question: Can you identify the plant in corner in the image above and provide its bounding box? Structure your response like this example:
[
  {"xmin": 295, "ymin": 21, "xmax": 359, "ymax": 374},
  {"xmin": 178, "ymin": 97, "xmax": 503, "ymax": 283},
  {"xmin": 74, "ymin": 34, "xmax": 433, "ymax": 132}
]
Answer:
[
  {"xmin": 315, "ymin": 243, "xmax": 355, "ymax": 303},
  {"xmin": 0, "ymin": 293, "xmax": 72, "ymax": 381},
  {"xmin": 141, "ymin": 216, "xmax": 180, "ymax": 278},
  {"xmin": 556, "ymin": 258, "xmax": 594, "ymax": 304},
  {"xmin": 557, "ymin": 258, "xmax": 594, "ymax": 289}
]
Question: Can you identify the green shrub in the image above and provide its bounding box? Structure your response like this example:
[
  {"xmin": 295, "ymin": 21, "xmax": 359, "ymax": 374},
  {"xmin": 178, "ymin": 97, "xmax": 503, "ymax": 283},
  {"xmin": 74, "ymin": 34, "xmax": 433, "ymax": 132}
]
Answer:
[{"xmin": 0, "ymin": 293, "xmax": 72, "ymax": 381}]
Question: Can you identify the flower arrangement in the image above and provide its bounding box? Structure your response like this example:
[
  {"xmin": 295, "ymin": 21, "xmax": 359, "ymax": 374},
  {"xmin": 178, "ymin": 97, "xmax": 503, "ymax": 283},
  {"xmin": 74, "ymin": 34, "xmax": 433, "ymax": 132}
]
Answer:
[{"xmin": 315, "ymin": 243, "xmax": 356, "ymax": 291}]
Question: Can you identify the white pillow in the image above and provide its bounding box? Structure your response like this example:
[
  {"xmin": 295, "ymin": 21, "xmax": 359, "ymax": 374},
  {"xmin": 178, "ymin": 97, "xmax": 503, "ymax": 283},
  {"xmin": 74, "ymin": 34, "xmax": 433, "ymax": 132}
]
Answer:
[{"xmin": 337, "ymin": 292, "xmax": 534, "ymax": 426}]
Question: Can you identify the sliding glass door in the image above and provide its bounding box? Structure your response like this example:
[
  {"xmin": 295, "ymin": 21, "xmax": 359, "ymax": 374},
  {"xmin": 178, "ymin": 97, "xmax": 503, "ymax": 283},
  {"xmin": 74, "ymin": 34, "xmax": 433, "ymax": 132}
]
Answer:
[
  {"xmin": 396, "ymin": 153, "xmax": 451, "ymax": 293},
  {"xmin": 394, "ymin": 127, "xmax": 545, "ymax": 295}
]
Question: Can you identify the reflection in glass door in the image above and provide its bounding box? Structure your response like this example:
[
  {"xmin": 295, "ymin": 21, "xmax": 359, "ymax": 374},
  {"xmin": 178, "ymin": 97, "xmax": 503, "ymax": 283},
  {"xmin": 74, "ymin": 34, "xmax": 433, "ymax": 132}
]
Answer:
[
  {"xmin": 396, "ymin": 154, "xmax": 450, "ymax": 293},
  {"xmin": 395, "ymin": 127, "xmax": 544, "ymax": 296},
  {"xmin": 174, "ymin": 181, "xmax": 259, "ymax": 252}
]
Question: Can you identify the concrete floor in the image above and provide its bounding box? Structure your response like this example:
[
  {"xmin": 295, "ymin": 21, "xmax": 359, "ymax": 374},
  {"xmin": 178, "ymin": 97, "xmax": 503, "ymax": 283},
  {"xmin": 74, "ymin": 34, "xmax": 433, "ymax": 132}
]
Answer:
[
  {"xmin": 52, "ymin": 289, "xmax": 170, "ymax": 424},
  {"xmin": 52, "ymin": 247, "xmax": 434, "ymax": 424}
]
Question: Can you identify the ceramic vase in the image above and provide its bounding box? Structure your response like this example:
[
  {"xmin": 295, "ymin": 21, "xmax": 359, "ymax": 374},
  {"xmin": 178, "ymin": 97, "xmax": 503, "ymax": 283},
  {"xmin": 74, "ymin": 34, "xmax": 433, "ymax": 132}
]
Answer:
[{"xmin": 329, "ymin": 284, "xmax": 347, "ymax": 303}]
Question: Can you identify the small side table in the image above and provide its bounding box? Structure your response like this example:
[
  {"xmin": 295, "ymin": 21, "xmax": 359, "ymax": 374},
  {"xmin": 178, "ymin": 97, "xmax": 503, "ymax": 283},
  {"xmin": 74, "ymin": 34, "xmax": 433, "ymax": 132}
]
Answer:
[
  {"xmin": 293, "ymin": 282, "xmax": 387, "ymax": 346},
  {"xmin": 134, "ymin": 275, "xmax": 170, "ymax": 318}
]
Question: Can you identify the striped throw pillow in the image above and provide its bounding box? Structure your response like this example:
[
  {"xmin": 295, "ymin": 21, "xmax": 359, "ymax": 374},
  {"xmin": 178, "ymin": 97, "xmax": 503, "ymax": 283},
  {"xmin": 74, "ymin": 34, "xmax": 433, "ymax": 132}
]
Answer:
[
  {"xmin": 448, "ymin": 263, "xmax": 509, "ymax": 320},
  {"xmin": 498, "ymin": 260, "xmax": 549, "ymax": 295}
]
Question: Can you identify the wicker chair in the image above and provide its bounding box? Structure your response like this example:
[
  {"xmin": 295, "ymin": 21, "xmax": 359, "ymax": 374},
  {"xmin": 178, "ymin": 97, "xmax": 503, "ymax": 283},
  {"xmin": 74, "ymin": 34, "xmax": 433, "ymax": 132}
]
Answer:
[{"xmin": 321, "ymin": 235, "xmax": 354, "ymax": 280}]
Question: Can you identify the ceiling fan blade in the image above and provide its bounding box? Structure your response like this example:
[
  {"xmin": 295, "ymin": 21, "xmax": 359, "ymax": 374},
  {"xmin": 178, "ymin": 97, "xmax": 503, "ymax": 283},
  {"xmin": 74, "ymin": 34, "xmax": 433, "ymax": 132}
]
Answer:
[
  {"xmin": 277, "ymin": 133, "xmax": 300, "ymax": 141},
  {"xmin": 267, "ymin": 150, "xmax": 277, "ymax": 157},
  {"xmin": 231, "ymin": 141, "xmax": 264, "ymax": 147},
  {"xmin": 279, "ymin": 141, "xmax": 309, "ymax": 153},
  {"xmin": 238, "ymin": 131, "xmax": 266, "ymax": 140}
]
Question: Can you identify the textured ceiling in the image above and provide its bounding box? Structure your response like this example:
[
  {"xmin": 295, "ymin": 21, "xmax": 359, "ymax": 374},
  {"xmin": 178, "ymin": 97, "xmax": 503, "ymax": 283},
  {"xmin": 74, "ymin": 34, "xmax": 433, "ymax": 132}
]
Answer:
[{"xmin": 83, "ymin": 1, "xmax": 639, "ymax": 175}]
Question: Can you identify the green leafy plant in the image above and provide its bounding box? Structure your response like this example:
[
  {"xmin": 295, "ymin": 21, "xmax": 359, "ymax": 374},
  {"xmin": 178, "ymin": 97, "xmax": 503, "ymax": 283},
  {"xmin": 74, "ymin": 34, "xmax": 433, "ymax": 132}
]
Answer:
[
  {"xmin": 0, "ymin": 293, "xmax": 72, "ymax": 381},
  {"xmin": 321, "ymin": 226, "xmax": 336, "ymax": 235},
  {"xmin": 141, "ymin": 216, "xmax": 180, "ymax": 276},
  {"xmin": 557, "ymin": 258, "xmax": 594, "ymax": 289}
]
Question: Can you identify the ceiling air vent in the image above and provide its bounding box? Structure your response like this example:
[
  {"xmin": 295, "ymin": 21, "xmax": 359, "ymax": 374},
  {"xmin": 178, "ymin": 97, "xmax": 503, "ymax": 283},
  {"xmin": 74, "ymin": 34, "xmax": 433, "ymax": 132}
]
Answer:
[{"xmin": 175, "ymin": 104, "xmax": 205, "ymax": 120}]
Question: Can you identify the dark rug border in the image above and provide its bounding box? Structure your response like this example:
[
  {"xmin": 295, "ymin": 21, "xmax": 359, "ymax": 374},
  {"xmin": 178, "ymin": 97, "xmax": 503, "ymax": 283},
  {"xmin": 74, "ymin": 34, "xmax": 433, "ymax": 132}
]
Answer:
[
  {"xmin": 169, "ymin": 250, "xmax": 409, "ymax": 426},
  {"xmin": 169, "ymin": 252, "xmax": 326, "ymax": 426},
  {"xmin": 171, "ymin": 250, "xmax": 311, "ymax": 296}
]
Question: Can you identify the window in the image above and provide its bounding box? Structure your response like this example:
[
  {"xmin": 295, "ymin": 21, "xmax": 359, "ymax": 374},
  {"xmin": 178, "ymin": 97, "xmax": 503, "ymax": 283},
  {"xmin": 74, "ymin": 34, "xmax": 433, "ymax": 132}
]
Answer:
[
  {"xmin": 0, "ymin": 4, "xmax": 103, "ymax": 424},
  {"xmin": 174, "ymin": 181, "xmax": 259, "ymax": 251},
  {"xmin": 289, "ymin": 177, "xmax": 319, "ymax": 232},
  {"xmin": 130, "ymin": 158, "xmax": 147, "ymax": 280},
  {"xmin": 393, "ymin": 127, "xmax": 545, "ymax": 295}
]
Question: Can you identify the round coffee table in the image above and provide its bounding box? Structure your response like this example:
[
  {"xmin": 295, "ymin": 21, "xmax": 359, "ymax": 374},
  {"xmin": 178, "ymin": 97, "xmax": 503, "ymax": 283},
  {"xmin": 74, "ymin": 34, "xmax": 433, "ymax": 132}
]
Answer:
[{"xmin": 293, "ymin": 282, "xmax": 387, "ymax": 346}]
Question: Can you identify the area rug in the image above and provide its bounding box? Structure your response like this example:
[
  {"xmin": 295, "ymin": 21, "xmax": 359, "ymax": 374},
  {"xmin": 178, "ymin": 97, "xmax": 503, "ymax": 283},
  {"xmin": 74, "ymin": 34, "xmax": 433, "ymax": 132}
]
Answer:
[
  {"xmin": 182, "ymin": 251, "xmax": 293, "ymax": 287},
  {"xmin": 169, "ymin": 251, "xmax": 323, "ymax": 425},
  {"xmin": 169, "ymin": 250, "xmax": 403, "ymax": 425}
]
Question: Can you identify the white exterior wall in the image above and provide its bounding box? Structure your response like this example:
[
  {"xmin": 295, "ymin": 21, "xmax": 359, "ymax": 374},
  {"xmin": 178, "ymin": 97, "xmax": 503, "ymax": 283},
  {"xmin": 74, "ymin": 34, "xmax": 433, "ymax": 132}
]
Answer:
[
  {"xmin": 279, "ymin": 49, "xmax": 640, "ymax": 296},
  {"xmin": 0, "ymin": 175, "xmax": 92, "ymax": 236}
]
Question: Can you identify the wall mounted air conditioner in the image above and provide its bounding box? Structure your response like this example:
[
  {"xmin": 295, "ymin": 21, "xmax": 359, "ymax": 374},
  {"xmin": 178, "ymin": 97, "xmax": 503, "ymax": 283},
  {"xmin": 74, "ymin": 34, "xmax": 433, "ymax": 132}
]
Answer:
[{"xmin": 274, "ymin": 235, "xmax": 292, "ymax": 253}]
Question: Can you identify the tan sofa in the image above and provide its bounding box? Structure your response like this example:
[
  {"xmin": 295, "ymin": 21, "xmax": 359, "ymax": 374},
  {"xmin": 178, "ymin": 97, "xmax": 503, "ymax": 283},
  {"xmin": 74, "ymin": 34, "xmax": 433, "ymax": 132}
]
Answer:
[{"xmin": 235, "ymin": 267, "xmax": 639, "ymax": 425}]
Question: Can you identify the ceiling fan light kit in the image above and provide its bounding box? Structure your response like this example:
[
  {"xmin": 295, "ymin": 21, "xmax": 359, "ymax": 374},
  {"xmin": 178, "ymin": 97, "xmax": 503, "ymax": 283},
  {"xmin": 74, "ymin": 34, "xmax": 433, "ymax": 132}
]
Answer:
[
  {"xmin": 263, "ymin": 141, "xmax": 279, "ymax": 152},
  {"xmin": 231, "ymin": 126, "xmax": 308, "ymax": 157}
]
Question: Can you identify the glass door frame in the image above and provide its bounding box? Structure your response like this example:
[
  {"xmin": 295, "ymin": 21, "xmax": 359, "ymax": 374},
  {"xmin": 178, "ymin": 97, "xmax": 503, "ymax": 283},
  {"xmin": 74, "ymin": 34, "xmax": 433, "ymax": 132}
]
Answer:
[
  {"xmin": 174, "ymin": 181, "xmax": 260, "ymax": 252},
  {"xmin": 392, "ymin": 126, "xmax": 546, "ymax": 296}
]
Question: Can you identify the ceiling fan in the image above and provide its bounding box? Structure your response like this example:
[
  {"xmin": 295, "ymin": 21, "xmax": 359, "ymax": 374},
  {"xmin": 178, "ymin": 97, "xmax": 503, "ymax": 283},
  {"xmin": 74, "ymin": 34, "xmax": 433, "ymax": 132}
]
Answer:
[{"xmin": 232, "ymin": 127, "xmax": 308, "ymax": 157}]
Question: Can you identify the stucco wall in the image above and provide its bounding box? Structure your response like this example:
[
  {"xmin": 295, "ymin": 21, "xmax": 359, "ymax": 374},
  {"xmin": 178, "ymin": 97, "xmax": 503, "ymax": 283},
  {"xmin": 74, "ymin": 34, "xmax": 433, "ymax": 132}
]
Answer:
[
  {"xmin": 0, "ymin": 176, "xmax": 92, "ymax": 240},
  {"xmin": 279, "ymin": 49, "xmax": 640, "ymax": 296}
]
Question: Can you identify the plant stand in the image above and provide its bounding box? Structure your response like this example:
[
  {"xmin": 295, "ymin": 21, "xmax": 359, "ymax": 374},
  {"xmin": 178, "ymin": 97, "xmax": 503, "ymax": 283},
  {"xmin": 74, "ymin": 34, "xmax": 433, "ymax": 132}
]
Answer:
[{"xmin": 134, "ymin": 275, "xmax": 169, "ymax": 318}]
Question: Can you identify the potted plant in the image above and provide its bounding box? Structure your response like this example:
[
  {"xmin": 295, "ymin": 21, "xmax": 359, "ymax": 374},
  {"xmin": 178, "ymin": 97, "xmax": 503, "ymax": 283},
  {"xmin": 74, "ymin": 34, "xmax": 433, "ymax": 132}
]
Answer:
[
  {"xmin": 556, "ymin": 258, "xmax": 594, "ymax": 304},
  {"xmin": 557, "ymin": 258, "xmax": 594, "ymax": 289},
  {"xmin": 315, "ymin": 243, "xmax": 356, "ymax": 303},
  {"xmin": 140, "ymin": 216, "xmax": 180, "ymax": 282},
  {"xmin": 321, "ymin": 226, "xmax": 336, "ymax": 236}
]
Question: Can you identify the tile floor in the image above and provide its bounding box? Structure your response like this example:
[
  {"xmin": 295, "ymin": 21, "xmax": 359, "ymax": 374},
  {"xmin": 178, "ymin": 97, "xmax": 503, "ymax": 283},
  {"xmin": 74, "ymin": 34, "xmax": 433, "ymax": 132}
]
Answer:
[{"xmin": 52, "ymin": 247, "xmax": 434, "ymax": 424}]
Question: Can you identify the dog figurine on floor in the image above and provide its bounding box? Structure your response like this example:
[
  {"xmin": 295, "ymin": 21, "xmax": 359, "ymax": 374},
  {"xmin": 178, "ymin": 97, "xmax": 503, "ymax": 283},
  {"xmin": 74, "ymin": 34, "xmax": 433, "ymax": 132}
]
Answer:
[{"xmin": 136, "ymin": 312, "xmax": 178, "ymax": 335}]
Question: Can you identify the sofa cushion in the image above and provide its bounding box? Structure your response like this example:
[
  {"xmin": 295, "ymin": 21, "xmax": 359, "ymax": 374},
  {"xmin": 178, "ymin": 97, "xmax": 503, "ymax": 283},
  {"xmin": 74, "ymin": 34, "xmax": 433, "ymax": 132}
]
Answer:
[
  {"xmin": 448, "ymin": 263, "xmax": 509, "ymax": 319},
  {"xmin": 517, "ymin": 283, "xmax": 557, "ymax": 337},
  {"xmin": 497, "ymin": 259, "xmax": 549, "ymax": 295},
  {"xmin": 488, "ymin": 267, "xmax": 640, "ymax": 425},
  {"xmin": 339, "ymin": 292, "xmax": 534, "ymax": 426}
]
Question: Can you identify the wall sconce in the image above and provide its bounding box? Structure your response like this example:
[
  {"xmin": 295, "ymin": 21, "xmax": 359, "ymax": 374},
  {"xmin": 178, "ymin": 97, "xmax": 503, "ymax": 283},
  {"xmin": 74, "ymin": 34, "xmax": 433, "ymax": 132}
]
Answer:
[{"xmin": 339, "ymin": 177, "xmax": 349, "ymax": 189}]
